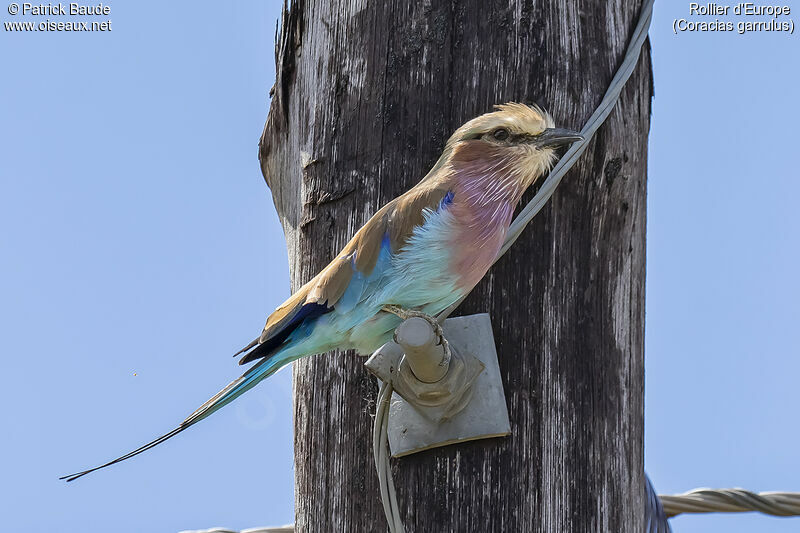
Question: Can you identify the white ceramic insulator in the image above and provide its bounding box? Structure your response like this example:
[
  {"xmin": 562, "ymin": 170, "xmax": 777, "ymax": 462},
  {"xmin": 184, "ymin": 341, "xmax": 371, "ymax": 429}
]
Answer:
[{"xmin": 394, "ymin": 317, "xmax": 449, "ymax": 383}]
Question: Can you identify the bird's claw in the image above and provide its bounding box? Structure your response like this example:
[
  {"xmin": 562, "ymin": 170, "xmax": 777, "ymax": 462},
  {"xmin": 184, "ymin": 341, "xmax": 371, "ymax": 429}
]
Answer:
[{"xmin": 382, "ymin": 305, "xmax": 452, "ymax": 368}]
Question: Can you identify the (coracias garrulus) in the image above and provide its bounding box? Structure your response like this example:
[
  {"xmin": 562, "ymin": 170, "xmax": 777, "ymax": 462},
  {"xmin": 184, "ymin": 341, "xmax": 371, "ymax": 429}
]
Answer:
[{"xmin": 62, "ymin": 103, "xmax": 582, "ymax": 481}]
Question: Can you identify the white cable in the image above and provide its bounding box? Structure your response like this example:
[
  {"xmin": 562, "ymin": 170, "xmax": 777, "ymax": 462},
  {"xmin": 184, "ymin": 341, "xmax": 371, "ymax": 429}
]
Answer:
[{"xmin": 373, "ymin": 381, "xmax": 405, "ymax": 533}]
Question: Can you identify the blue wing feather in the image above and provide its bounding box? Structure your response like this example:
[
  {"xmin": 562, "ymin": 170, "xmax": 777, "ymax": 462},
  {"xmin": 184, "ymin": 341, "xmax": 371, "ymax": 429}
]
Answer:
[{"xmin": 238, "ymin": 301, "xmax": 332, "ymax": 365}]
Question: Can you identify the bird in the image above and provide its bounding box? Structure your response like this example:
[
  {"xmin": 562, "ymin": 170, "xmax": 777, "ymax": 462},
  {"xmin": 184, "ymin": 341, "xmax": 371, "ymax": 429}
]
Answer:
[{"xmin": 61, "ymin": 103, "xmax": 583, "ymax": 481}]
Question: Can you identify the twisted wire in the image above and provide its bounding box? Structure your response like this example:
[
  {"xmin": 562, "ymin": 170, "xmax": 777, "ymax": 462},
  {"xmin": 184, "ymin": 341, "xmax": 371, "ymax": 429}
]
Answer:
[{"xmin": 660, "ymin": 489, "xmax": 800, "ymax": 518}]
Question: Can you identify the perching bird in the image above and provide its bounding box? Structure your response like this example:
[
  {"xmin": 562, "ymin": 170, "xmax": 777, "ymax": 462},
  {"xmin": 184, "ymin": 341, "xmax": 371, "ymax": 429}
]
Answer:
[{"xmin": 62, "ymin": 103, "xmax": 582, "ymax": 481}]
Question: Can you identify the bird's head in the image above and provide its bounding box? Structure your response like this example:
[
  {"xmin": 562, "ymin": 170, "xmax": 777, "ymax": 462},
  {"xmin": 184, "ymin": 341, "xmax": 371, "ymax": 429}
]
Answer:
[{"xmin": 436, "ymin": 103, "xmax": 582, "ymax": 193}]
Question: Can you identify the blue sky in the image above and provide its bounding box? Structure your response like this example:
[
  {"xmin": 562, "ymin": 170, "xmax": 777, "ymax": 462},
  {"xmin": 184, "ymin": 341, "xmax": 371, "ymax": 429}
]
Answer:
[{"xmin": 1, "ymin": 2, "xmax": 797, "ymax": 532}]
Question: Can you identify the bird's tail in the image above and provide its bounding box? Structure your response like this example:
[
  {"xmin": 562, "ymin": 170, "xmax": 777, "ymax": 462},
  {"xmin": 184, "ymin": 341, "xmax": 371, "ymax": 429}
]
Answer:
[{"xmin": 60, "ymin": 351, "xmax": 294, "ymax": 482}]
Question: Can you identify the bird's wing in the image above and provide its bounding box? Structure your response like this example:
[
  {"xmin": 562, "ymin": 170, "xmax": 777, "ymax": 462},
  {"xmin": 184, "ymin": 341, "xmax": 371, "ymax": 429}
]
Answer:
[
  {"xmin": 237, "ymin": 179, "xmax": 453, "ymax": 364},
  {"xmin": 60, "ymin": 181, "xmax": 454, "ymax": 482}
]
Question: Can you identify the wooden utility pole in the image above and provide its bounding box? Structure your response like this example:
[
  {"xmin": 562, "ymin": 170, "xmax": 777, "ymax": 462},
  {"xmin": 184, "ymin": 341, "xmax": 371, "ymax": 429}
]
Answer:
[{"xmin": 259, "ymin": 1, "xmax": 652, "ymax": 531}]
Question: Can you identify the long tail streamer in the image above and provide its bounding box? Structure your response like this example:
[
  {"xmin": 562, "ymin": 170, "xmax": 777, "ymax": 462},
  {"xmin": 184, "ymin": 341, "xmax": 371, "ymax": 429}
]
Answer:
[{"xmin": 60, "ymin": 353, "xmax": 286, "ymax": 482}]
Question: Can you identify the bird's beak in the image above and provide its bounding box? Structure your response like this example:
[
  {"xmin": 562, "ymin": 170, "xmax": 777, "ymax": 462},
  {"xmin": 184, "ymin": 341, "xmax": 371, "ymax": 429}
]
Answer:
[{"xmin": 531, "ymin": 128, "xmax": 584, "ymax": 149}]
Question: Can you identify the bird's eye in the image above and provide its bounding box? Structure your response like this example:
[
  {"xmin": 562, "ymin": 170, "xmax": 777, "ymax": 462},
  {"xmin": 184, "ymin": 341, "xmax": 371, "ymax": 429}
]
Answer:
[{"xmin": 493, "ymin": 128, "xmax": 509, "ymax": 141}]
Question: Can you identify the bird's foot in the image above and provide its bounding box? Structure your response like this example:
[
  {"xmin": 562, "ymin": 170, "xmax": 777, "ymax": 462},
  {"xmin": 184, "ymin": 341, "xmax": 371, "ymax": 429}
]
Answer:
[
  {"xmin": 381, "ymin": 305, "xmax": 452, "ymax": 368},
  {"xmin": 381, "ymin": 305, "xmax": 443, "ymax": 335}
]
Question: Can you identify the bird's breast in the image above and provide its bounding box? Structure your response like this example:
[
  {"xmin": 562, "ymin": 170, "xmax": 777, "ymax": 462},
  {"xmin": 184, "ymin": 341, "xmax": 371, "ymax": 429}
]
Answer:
[
  {"xmin": 380, "ymin": 187, "xmax": 519, "ymax": 311},
  {"xmin": 446, "ymin": 197, "xmax": 515, "ymax": 290}
]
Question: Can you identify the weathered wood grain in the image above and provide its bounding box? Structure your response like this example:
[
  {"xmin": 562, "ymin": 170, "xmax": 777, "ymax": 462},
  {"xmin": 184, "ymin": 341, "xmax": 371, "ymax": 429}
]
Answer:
[{"xmin": 259, "ymin": 1, "xmax": 652, "ymax": 531}]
